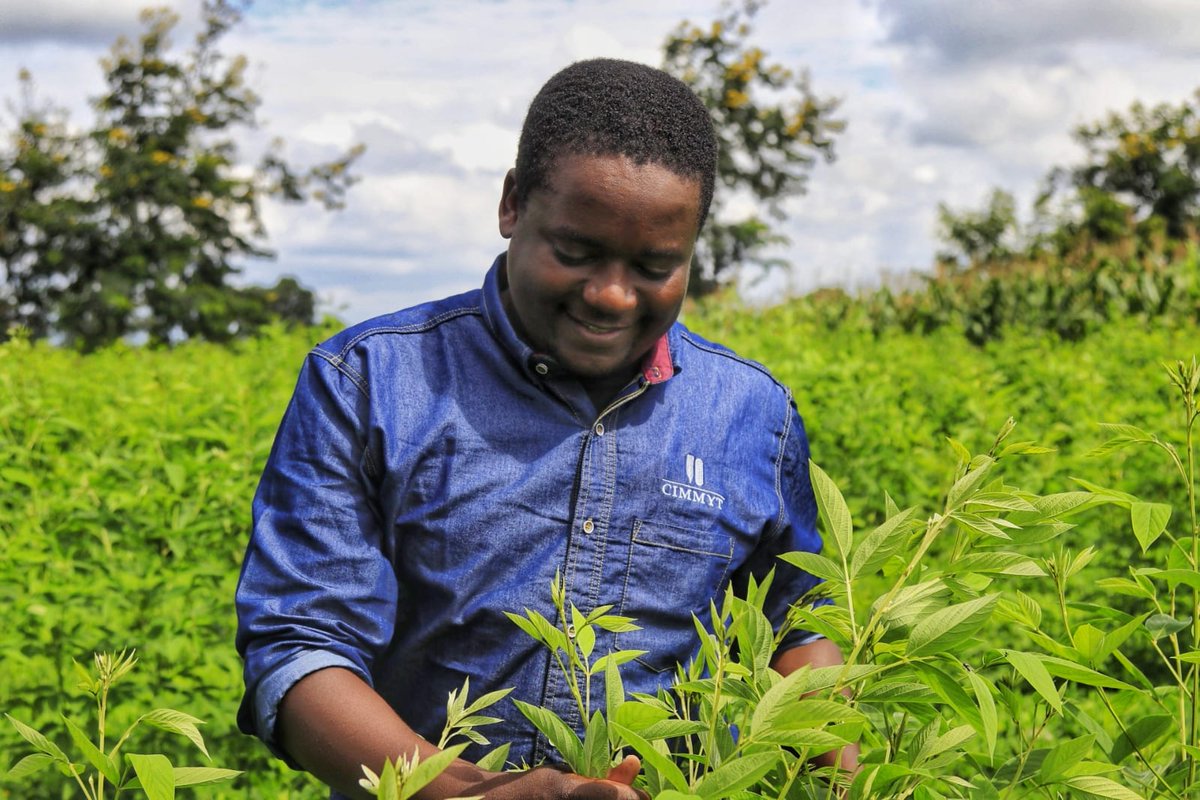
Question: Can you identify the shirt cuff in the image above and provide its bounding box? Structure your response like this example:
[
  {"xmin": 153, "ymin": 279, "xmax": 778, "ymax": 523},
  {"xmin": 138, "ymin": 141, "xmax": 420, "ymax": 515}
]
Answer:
[{"xmin": 255, "ymin": 649, "xmax": 369, "ymax": 762}]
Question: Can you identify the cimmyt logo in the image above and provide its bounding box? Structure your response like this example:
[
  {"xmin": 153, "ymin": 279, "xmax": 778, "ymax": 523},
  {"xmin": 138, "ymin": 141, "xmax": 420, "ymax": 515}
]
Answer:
[{"xmin": 661, "ymin": 453, "xmax": 725, "ymax": 509}]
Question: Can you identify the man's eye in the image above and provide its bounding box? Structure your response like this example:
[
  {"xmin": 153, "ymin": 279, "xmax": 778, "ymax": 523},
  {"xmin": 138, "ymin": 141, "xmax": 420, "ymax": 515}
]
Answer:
[
  {"xmin": 554, "ymin": 248, "xmax": 592, "ymax": 265},
  {"xmin": 638, "ymin": 262, "xmax": 677, "ymax": 280}
]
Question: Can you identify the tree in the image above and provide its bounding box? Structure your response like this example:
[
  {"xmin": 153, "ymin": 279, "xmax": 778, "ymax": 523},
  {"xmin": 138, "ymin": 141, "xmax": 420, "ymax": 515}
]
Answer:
[
  {"xmin": 935, "ymin": 188, "xmax": 1020, "ymax": 270},
  {"xmin": 0, "ymin": 1, "xmax": 362, "ymax": 350},
  {"xmin": 1061, "ymin": 89, "xmax": 1200, "ymax": 240},
  {"xmin": 662, "ymin": 0, "xmax": 844, "ymax": 295}
]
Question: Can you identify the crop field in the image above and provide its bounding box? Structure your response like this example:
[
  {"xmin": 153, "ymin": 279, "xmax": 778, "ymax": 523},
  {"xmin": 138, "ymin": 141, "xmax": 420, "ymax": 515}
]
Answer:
[{"xmin": 1, "ymin": 307, "xmax": 1197, "ymax": 798}]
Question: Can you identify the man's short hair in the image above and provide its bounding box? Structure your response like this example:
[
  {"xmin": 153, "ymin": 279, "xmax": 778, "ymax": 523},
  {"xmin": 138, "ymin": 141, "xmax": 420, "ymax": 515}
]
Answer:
[{"xmin": 515, "ymin": 58, "xmax": 719, "ymax": 229}]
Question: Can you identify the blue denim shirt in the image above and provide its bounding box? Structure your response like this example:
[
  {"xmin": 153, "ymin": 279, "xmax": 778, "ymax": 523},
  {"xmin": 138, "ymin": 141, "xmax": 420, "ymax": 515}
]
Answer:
[{"xmin": 235, "ymin": 256, "xmax": 823, "ymax": 784}]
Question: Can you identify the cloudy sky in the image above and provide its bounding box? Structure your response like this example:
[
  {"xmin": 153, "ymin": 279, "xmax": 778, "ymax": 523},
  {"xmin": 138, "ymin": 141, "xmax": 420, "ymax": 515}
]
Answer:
[{"xmin": 2, "ymin": 0, "xmax": 1198, "ymax": 325}]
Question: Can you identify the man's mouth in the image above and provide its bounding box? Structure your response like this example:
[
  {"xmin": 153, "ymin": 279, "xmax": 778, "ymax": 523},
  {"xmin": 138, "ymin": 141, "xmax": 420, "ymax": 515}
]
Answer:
[{"xmin": 568, "ymin": 313, "xmax": 627, "ymax": 336}]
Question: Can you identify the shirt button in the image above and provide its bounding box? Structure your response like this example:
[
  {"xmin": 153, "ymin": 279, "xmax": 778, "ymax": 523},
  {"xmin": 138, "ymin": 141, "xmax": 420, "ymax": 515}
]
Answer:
[
  {"xmin": 534, "ymin": 362, "xmax": 549, "ymax": 375},
  {"xmin": 593, "ymin": 422, "xmax": 605, "ymax": 436},
  {"xmin": 582, "ymin": 518, "xmax": 594, "ymax": 534}
]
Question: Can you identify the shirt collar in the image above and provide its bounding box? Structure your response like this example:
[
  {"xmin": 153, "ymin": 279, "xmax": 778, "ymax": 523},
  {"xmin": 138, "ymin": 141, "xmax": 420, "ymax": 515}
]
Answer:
[{"xmin": 480, "ymin": 252, "xmax": 679, "ymax": 386}]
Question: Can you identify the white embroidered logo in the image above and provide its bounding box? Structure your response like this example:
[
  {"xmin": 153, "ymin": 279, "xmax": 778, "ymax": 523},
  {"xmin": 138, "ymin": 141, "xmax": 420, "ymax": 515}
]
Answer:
[{"xmin": 662, "ymin": 453, "xmax": 725, "ymax": 509}]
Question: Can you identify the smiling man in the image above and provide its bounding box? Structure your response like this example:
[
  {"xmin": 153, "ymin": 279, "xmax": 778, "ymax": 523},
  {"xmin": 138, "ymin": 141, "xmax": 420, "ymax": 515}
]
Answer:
[{"xmin": 236, "ymin": 59, "xmax": 849, "ymax": 800}]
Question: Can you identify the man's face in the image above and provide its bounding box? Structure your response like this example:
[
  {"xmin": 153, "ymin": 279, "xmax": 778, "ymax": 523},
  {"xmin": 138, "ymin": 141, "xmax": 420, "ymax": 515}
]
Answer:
[{"xmin": 498, "ymin": 153, "xmax": 700, "ymax": 397}]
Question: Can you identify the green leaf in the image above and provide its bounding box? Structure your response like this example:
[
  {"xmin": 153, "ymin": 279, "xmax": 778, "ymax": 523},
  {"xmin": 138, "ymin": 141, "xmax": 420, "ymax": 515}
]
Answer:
[
  {"xmin": 964, "ymin": 669, "xmax": 998, "ymax": 759},
  {"xmin": 604, "ymin": 657, "xmax": 624, "ymax": 745},
  {"xmin": 693, "ymin": 751, "xmax": 780, "ymax": 799},
  {"xmin": 513, "ymin": 701, "xmax": 583, "ymax": 772},
  {"xmin": 1109, "ymin": 714, "xmax": 1173, "ymax": 765},
  {"xmin": 950, "ymin": 512, "xmax": 1012, "ymax": 540},
  {"xmin": 64, "ymin": 715, "xmax": 119, "ymax": 784},
  {"xmin": 1145, "ymin": 613, "xmax": 1191, "ymax": 640},
  {"xmin": 751, "ymin": 697, "xmax": 864, "ymax": 746},
  {"xmin": 1003, "ymin": 651, "xmax": 1061, "ymax": 712},
  {"xmin": 612, "ymin": 701, "xmax": 669, "ymax": 732},
  {"xmin": 5, "ymin": 753, "xmax": 55, "ymax": 780},
  {"xmin": 907, "ymin": 594, "xmax": 998, "ymax": 658},
  {"xmin": 403, "ymin": 744, "xmax": 467, "ymax": 799},
  {"xmin": 1135, "ymin": 567, "xmax": 1200, "ymax": 591},
  {"xmin": 808, "ymin": 462, "xmax": 852, "ymax": 559},
  {"xmin": 947, "ymin": 460, "xmax": 994, "ymax": 508},
  {"xmin": 463, "ymin": 687, "xmax": 514, "ymax": 716},
  {"xmin": 1130, "ymin": 502, "xmax": 1172, "ymax": 552},
  {"xmin": 1037, "ymin": 735, "xmax": 1094, "ymax": 782},
  {"xmin": 731, "ymin": 597, "xmax": 774, "ymax": 675},
  {"xmin": 610, "ymin": 723, "xmax": 688, "ymax": 793},
  {"xmin": 778, "ymin": 551, "xmax": 844, "ymax": 583},
  {"xmin": 912, "ymin": 724, "xmax": 975, "ymax": 767},
  {"xmin": 139, "ymin": 709, "xmax": 209, "ymax": 759},
  {"xmin": 127, "ymin": 753, "xmax": 175, "ymax": 800},
  {"xmin": 1062, "ymin": 775, "xmax": 1146, "ymax": 799},
  {"xmin": 576, "ymin": 624, "xmax": 596, "ymax": 659},
  {"xmin": 581, "ymin": 711, "xmax": 608, "ymax": 779},
  {"xmin": 4, "ymin": 714, "xmax": 68, "ymax": 761},
  {"xmin": 170, "ymin": 767, "xmax": 243, "ymax": 787},
  {"xmin": 590, "ymin": 650, "xmax": 646, "ymax": 675},
  {"xmin": 474, "ymin": 742, "xmax": 511, "ymax": 772},
  {"xmin": 945, "ymin": 552, "xmax": 1044, "ymax": 577},
  {"xmin": 1036, "ymin": 654, "xmax": 1134, "ymax": 691},
  {"xmin": 850, "ymin": 507, "xmax": 916, "ymax": 579}
]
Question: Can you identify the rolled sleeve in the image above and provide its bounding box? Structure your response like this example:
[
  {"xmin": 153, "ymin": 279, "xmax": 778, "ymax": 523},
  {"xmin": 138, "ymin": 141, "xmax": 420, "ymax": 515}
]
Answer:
[{"xmin": 235, "ymin": 349, "xmax": 397, "ymax": 752}]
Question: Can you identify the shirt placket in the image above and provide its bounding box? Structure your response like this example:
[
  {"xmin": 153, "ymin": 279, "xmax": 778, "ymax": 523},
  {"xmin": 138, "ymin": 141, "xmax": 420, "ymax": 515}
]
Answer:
[{"xmin": 534, "ymin": 382, "xmax": 643, "ymax": 761}]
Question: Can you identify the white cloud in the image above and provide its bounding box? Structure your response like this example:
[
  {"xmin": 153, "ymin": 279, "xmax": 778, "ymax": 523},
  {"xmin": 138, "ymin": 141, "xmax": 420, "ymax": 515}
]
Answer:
[{"xmin": 1, "ymin": 0, "xmax": 1199, "ymax": 327}]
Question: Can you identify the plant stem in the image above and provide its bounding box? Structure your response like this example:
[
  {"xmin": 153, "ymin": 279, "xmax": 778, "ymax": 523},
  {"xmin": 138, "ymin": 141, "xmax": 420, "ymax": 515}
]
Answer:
[{"xmin": 1185, "ymin": 388, "xmax": 1198, "ymax": 785}]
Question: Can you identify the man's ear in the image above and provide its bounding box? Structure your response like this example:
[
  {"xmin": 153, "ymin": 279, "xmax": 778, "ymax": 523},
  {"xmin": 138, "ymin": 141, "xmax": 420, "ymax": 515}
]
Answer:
[{"xmin": 498, "ymin": 169, "xmax": 519, "ymax": 239}]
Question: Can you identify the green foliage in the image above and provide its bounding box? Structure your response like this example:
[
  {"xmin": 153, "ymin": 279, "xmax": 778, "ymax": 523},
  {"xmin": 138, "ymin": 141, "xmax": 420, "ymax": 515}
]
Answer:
[
  {"xmin": 662, "ymin": 0, "xmax": 844, "ymax": 295},
  {"xmin": 1, "ymin": 296, "xmax": 1196, "ymax": 797},
  {"xmin": 500, "ymin": 359, "xmax": 1200, "ymax": 798},
  {"xmin": 4, "ymin": 650, "xmax": 240, "ymax": 798},
  {"xmin": 1065, "ymin": 89, "xmax": 1200, "ymax": 239},
  {"xmin": 0, "ymin": 1, "xmax": 362, "ymax": 350},
  {"xmin": 937, "ymin": 188, "xmax": 1020, "ymax": 270}
]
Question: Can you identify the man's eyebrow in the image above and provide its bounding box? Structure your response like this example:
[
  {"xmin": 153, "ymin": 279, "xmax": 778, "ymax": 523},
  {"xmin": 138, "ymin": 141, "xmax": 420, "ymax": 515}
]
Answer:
[{"xmin": 547, "ymin": 227, "xmax": 687, "ymax": 261}]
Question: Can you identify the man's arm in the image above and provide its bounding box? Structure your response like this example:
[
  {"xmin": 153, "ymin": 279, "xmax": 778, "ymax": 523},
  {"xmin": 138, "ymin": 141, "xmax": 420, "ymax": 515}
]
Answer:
[
  {"xmin": 277, "ymin": 667, "xmax": 647, "ymax": 800},
  {"xmin": 770, "ymin": 638, "xmax": 860, "ymax": 773}
]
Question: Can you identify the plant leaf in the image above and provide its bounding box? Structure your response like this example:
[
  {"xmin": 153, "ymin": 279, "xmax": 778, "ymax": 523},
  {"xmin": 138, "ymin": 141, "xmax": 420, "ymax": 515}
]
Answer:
[
  {"xmin": 402, "ymin": 744, "xmax": 467, "ymax": 799},
  {"xmin": 581, "ymin": 711, "xmax": 608, "ymax": 779},
  {"xmin": 4, "ymin": 714, "xmax": 68, "ymax": 761},
  {"xmin": 907, "ymin": 594, "xmax": 998, "ymax": 658},
  {"xmin": 513, "ymin": 701, "xmax": 583, "ymax": 772},
  {"xmin": 692, "ymin": 751, "xmax": 780, "ymax": 799},
  {"xmin": 964, "ymin": 669, "xmax": 998, "ymax": 759},
  {"xmin": 1130, "ymin": 502, "xmax": 1172, "ymax": 552},
  {"xmin": 808, "ymin": 462, "xmax": 852, "ymax": 559},
  {"xmin": 5, "ymin": 753, "xmax": 55, "ymax": 780},
  {"xmin": 170, "ymin": 767, "xmax": 243, "ymax": 787},
  {"xmin": 139, "ymin": 709, "xmax": 209, "ymax": 759},
  {"xmin": 64, "ymin": 715, "xmax": 119, "ymax": 784},
  {"xmin": 127, "ymin": 753, "xmax": 175, "ymax": 800},
  {"xmin": 610, "ymin": 723, "xmax": 688, "ymax": 793},
  {"xmin": 1062, "ymin": 775, "xmax": 1145, "ymax": 799},
  {"xmin": 1003, "ymin": 651, "xmax": 1061, "ymax": 712}
]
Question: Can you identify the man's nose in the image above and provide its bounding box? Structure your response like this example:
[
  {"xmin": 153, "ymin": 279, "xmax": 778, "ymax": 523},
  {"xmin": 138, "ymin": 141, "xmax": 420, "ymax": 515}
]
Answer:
[{"xmin": 582, "ymin": 261, "xmax": 637, "ymax": 315}]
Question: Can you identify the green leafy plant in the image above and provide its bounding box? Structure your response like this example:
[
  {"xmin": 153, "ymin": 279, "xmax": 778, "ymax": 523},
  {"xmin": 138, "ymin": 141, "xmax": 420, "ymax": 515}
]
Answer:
[
  {"xmin": 3, "ymin": 649, "xmax": 240, "ymax": 799},
  {"xmin": 505, "ymin": 571, "xmax": 644, "ymax": 778}
]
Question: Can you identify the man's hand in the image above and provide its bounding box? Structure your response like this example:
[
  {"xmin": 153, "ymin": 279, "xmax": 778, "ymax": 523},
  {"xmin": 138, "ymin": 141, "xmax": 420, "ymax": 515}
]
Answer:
[
  {"xmin": 460, "ymin": 755, "xmax": 646, "ymax": 799},
  {"xmin": 278, "ymin": 667, "xmax": 647, "ymax": 800}
]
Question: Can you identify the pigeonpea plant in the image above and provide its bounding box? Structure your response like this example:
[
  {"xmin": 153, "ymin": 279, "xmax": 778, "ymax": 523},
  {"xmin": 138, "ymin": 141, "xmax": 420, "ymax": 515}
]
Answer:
[{"xmin": 3, "ymin": 649, "xmax": 240, "ymax": 799}]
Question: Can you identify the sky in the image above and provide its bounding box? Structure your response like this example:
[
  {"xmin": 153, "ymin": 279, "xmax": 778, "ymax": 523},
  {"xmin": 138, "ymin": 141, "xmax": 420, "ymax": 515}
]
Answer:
[{"xmin": 2, "ymin": 0, "xmax": 1199, "ymax": 326}]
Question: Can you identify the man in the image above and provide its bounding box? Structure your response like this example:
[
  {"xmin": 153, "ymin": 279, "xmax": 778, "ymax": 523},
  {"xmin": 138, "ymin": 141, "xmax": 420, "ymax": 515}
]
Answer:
[{"xmin": 236, "ymin": 58, "xmax": 849, "ymax": 800}]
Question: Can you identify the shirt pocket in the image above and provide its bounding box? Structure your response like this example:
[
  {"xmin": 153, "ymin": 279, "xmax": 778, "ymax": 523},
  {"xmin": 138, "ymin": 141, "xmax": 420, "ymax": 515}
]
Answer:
[{"xmin": 616, "ymin": 518, "xmax": 733, "ymax": 674}]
